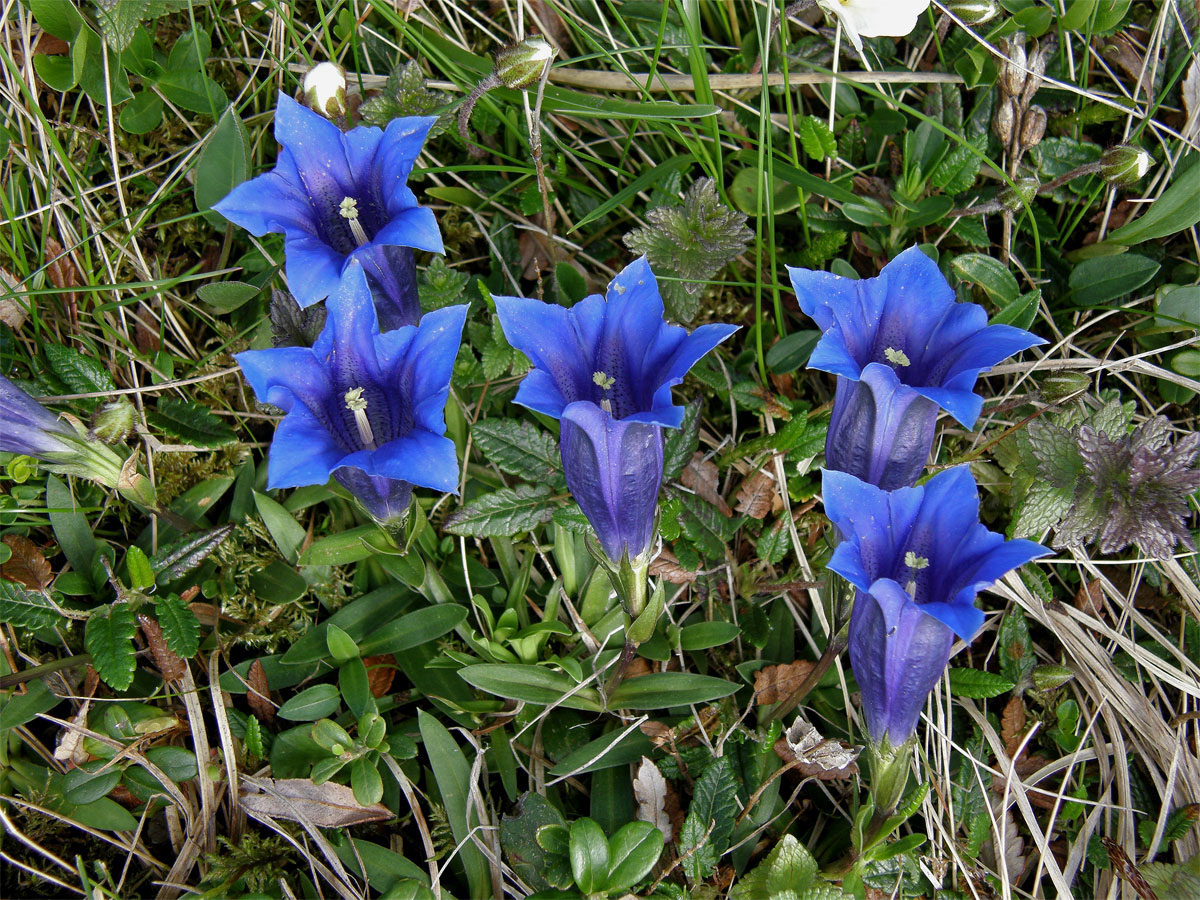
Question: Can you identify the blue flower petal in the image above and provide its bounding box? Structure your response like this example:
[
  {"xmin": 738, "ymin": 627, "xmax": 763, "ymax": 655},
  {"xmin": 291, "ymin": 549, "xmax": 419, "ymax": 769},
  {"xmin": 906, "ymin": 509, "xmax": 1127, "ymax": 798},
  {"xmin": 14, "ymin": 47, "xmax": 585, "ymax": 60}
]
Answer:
[
  {"xmin": 284, "ymin": 234, "xmax": 350, "ymax": 308},
  {"xmin": 494, "ymin": 295, "xmax": 592, "ymax": 416},
  {"xmin": 212, "ymin": 171, "xmax": 316, "ymax": 238},
  {"xmin": 376, "ymin": 117, "xmax": 438, "ymax": 210},
  {"xmin": 235, "ymin": 347, "xmax": 333, "ymax": 415},
  {"xmin": 398, "ymin": 304, "xmax": 469, "ymax": 435},
  {"xmin": 365, "ymin": 428, "xmax": 460, "ymax": 493},
  {"xmin": 374, "ymin": 206, "xmax": 445, "ymax": 254},
  {"xmin": 273, "ymin": 94, "xmax": 356, "ymax": 202},
  {"xmin": 265, "ymin": 402, "xmax": 345, "ymax": 490},
  {"xmin": 822, "ymin": 467, "xmax": 923, "ymax": 587}
]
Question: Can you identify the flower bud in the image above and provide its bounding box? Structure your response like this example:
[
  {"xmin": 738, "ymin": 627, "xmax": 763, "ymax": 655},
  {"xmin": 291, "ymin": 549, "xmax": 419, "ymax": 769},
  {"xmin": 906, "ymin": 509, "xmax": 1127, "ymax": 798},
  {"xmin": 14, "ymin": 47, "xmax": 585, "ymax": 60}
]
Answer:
[
  {"xmin": 999, "ymin": 177, "xmax": 1040, "ymax": 212},
  {"xmin": 1002, "ymin": 36, "xmax": 1028, "ymax": 97},
  {"xmin": 993, "ymin": 97, "xmax": 1017, "ymax": 145},
  {"xmin": 303, "ymin": 62, "xmax": 348, "ymax": 120},
  {"xmin": 1038, "ymin": 369, "xmax": 1090, "ymax": 402},
  {"xmin": 944, "ymin": 0, "xmax": 999, "ymax": 26},
  {"xmin": 493, "ymin": 36, "xmax": 556, "ymax": 90},
  {"xmin": 1100, "ymin": 144, "xmax": 1153, "ymax": 187},
  {"xmin": 89, "ymin": 398, "xmax": 136, "ymax": 444},
  {"xmin": 1019, "ymin": 105, "xmax": 1047, "ymax": 151}
]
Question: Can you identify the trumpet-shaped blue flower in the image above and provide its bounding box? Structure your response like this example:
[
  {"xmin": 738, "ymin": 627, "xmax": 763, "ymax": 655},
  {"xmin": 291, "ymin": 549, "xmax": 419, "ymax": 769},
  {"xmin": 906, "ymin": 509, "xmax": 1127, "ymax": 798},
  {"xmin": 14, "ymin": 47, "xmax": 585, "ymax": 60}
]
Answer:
[
  {"xmin": 789, "ymin": 247, "xmax": 1044, "ymax": 489},
  {"xmin": 236, "ymin": 261, "xmax": 466, "ymax": 523},
  {"xmin": 214, "ymin": 94, "xmax": 443, "ymax": 330},
  {"xmin": 822, "ymin": 466, "xmax": 1049, "ymax": 745},
  {"xmin": 494, "ymin": 257, "xmax": 738, "ymax": 563}
]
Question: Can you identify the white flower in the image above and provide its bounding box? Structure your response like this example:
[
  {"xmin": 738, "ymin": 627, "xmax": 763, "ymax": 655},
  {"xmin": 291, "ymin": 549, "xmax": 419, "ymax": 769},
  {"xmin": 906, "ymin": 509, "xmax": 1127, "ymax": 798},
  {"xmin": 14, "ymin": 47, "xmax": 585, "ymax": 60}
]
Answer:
[
  {"xmin": 816, "ymin": 0, "xmax": 932, "ymax": 53},
  {"xmin": 303, "ymin": 62, "xmax": 348, "ymax": 118}
]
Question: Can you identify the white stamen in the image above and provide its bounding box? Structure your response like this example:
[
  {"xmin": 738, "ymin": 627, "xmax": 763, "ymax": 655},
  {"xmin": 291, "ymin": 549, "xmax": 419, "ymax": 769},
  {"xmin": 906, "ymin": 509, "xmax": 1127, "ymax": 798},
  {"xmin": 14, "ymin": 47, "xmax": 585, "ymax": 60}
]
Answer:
[
  {"xmin": 903, "ymin": 551, "xmax": 928, "ymax": 596},
  {"xmin": 885, "ymin": 347, "xmax": 911, "ymax": 367},
  {"xmin": 344, "ymin": 387, "xmax": 376, "ymax": 448},
  {"xmin": 339, "ymin": 196, "xmax": 370, "ymax": 246},
  {"xmin": 593, "ymin": 371, "xmax": 615, "ymax": 414}
]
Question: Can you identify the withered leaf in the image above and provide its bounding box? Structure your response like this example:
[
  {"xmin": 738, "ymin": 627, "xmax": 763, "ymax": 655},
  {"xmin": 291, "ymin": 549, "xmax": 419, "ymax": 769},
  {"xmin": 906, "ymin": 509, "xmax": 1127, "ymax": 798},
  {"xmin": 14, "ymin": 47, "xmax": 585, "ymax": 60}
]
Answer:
[
  {"xmin": 775, "ymin": 715, "xmax": 860, "ymax": 780},
  {"xmin": 1074, "ymin": 579, "xmax": 1104, "ymax": 617},
  {"xmin": 240, "ymin": 777, "xmax": 391, "ymax": 827},
  {"xmin": 649, "ymin": 546, "xmax": 697, "ymax": 584},
  {"xmin": 139, "ymin": 614, "xmax": 187, "ymax": 682},
  {"xmin": 680, "ymin": 453, "xmax": 732, "ymax": 516},
  {"xmin": 632, "ymin": 756, "xmax": 673, "ymax": 842},
  {"xmin": 1101, "ymin": 838, "xmax": 1159, "ymax": 900},
  {"xmin": 1001, "ymin": 695, "xmax": 1027, "ymax": 759},
  {"xmin": 2, "ymin": 535, "xmax": 53, "ymax": 590},
  {"xmin": 753, "ymin": 660, "xmax": 814, "ymax": 706},
  {"xmin": 246, "ymin": 659, "xmax": 274, "ymax": 721},
  {"xmin": 363, "ymin": 654, "xmax": 396, "ymax": 698},
  {"xmin": 734, "ymin": 469, "xmax": 776, "ymax": 519}
]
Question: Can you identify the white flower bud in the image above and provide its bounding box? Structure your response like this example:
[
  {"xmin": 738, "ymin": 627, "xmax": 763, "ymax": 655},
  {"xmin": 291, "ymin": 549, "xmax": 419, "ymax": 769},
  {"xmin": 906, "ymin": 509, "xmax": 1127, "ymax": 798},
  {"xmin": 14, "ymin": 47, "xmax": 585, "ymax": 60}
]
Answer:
[
  {"xmin": 304, "ymin": 62, "xmax": 348, "ymax": 119},
  {"xmin": 1100, "ymin": 145, "xmax": 1154, "ymax": 187},
  {"xmin": 944, "ymin": 0, "xmax": 999, "ymax": 26},
  {"xmin": 493, "ymin": 36, "xmax": 556, "ymax": 90}
]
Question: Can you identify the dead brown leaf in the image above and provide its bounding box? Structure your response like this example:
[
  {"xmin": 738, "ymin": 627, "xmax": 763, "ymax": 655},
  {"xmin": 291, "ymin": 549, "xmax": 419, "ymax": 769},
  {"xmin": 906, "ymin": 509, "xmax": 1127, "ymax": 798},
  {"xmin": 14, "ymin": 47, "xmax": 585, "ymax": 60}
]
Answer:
[
  {"xmin": 774, "ymin": 716, "xmax": 860, "ymax": 780},
  {"xmin": 363, "ymin": 654, "xmax": 396, "ymax": 698},
  {"xmin": 680, "ymin": 453, "xmax": 731, "ymax": 516},
  {"xmin": 139, "ymin": 614, "xmax": 187, "ymax": 682},
  {"xmin": 240, "ymin": 777, "xmax": 391, "ymax": 827},
  {"xmin": 649, "ymin": 547, "xmax": 697, "ymax": 584},
  {"xmin": 246, "ymin": 659, "xmax": 274, "ymax": 721},
  {"xmin": 633, "ymin": 756, "xmax": 674, "ymax": 842},
  {"xmin": 1102, "ymin": 837, "xmax": 1160, "ymax": 900},
  {"xmin": 1001, "ymin": 695, "xmax": 1027, "ymax": 759},
  {"xmin": 1074, "ymin": 579, "xmax": 1104, "ymax": 618},
  {"xmin": 0, "ymin": 269, "xmax": 27, "ymax": 330},
  {"xmin": 753, "ymin": 660, "xmax": 815, "ymax": 706},
  {"xmin": 734, "ymin": 469, "xmax": 776, "ymax": 519},
  {"xmin": 44, "ymin": 237, "xmax": 81, "ymax": 326},
  {"xmin": 2, "ymin": 535, "xmax": 53, "ymax": 590}
]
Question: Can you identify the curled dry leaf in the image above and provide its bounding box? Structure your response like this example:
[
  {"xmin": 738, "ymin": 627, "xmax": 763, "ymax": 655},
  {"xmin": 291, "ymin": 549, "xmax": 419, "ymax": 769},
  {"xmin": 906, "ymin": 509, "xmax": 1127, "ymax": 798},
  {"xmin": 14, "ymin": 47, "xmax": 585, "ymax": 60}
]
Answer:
[
  {"xmin": 53, "ymin": 667, "xmax": 99, "ymax": 765},
  {"xmin": 649, "ymin": 546, "xmax": 697, "ymax": 584},
  {"xmin": 240, "ymin": 776, "xmax": 391, "ymax": 827},
  {"xmin": 774, "ymin": 715, "xmax": 860, "ymax": 780},
  {"xmin": 1, "ymin": 534, "xmax": 53, "ymax": 590},
  {"xmin": 1074, "ymin": 579, "xmax": 1104, "ymax": 618},
  {"xmin": 1183, "ymin": 59, "xmax": 1200, "ymax": 142},
  {"xmin": 246, "ymin": 658, "xmax": 274, "ymax": 721},
  {"xmin": 363, "ymin": 653, "xmax": 397, "ymax": 698},
  {"xmin": 139, "ymin": 614, "xmax": 187, "ymax": 682},
  {"xmin": 0, "ymin": 268, "xmax": 26, "ymax": 330},
  {"xmin": 753, "ymin": 659, "xmax": 814, "ymax": 706},
  {"xmin": 1001, "ymin": 695, "xmax": 1027, "ymax": 759},
  {"xmin": 681, "ymin": 452, "xmax": 732, "ymax": 516},
  {"xmin": 633, "ymin": 756, "xmax": 674, "ymax": 842},
  {"xmin": 734, "ymin": 468, "xmax": 776, "ymax": 519}
]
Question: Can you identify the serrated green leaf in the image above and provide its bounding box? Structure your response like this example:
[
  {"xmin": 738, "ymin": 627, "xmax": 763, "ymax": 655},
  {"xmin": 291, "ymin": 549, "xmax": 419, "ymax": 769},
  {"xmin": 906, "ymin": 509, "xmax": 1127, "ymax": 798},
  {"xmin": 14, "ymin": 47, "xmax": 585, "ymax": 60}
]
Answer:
[
  {"xmin": 444, "ymin": 484, "xmax": 554, "ymax": 537},
  {"xmin": 146, "ymin": 397, "xmax": 236, "ymax": 448},
  {"xmin": 1010, "ymin": 481, "xmax": 1073, "ymax": 538},
  {"xmin": 798, "ymin": 116, "xmax": 837, "ymax": 161},
  {"xmin": 150, "ymin": 523, "xmax": 234, "ymax": 582},
  {"xmin": 663, "ymin": 400, "xmax": 701, "ymax": 482},
  {"xmin": 756, "ymin": 520, "xmax": 791, "ymax": 566},
  {"xmin": 245, "ymin": 714, "xmax": 265, "ymax": 758},
  {"xmin": 153, "ymin": 594, "xmax": 200, "ymax": 658},
  {"xmin": 946, "ymin": 667, "xmax": 1014, "ymax": 699},
  {"xmin": 0, "ymin": 581, "xmax": 62, "ymax": 629},
  {"xmin": 86, "ymin": 604, "xmax": 138, "ymax": 690},
  {"xmin": 419, "ymin": 256, "xmax": 470, "ymax": 312},
  {"xmin": 998, "ymin": 607, "xmax": 1034, "ymax": 690},
  {"xmin": 471, "ymin": 420, "xmax": 561, "ymax": 483},
  {"xmin": 680, "ymin": 756, "xmax": 738, "ymax": 882},
  {"xmin": 672, "ymin": 492, "xmax": 743, "ymax": 561},
  {"xmin": 43, "ymin": 344, "xmax": 116, "ymax": 395}
]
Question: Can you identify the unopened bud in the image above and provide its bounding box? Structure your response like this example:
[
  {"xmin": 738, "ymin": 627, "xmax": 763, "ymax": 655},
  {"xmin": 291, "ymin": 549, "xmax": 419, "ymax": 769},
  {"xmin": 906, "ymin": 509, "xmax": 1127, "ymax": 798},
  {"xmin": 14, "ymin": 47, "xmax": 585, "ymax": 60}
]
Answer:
[
  {"xmin": 993, "ymin": 97, "xmax": 1017, "ymax": 145},
  {"xmin": 303, "ymin": 62, "xmax": 348, "ymax": 120},
  {"xmin": 493, "ymin": 36, "xmax": 556, "ymax": 90},
  {"xmin": 89, "ymin": 398, "xmax": 136, "ymax": 444},
  {"xmin": 944, "ymin": 0, "xmax": 999, "ymax": 25},
  {"xmin": 1019, "ymin": 105, "xmax": 1047, "ymax": 150},
  {"xmin": 999, "ymin": 177, "xmax": 1040, "ymax": 212},
  {"xmin": 1100, "ymin": 144, "xmax": 1153, "ymax": 187},
  {"xmin": 1002, "ymin": 36, "xmax": 1027, "ymax": 97},
  {"xmin": 1038, "ymin": 370, "xmax": 1090, "ymax": 402},
  {"xmin": 1032, "ymin": 664, "xmax": 1075, "ymax": 692}
]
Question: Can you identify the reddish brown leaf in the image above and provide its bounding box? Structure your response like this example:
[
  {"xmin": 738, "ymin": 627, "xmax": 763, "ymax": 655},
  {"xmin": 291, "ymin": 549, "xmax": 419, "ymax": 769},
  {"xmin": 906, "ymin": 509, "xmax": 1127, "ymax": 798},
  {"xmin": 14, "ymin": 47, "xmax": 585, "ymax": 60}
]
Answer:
[
  {"xmin": 240, "ymin": 776, "xmax": 391, "ymax": 827},
  {"xmin": 1001, "ymin": 695, "xmax": 1027, "ymax": 759},
  {"xmin": 734, "ymin": 469, "xmax": 776, "ymax": 519},
  {"xmin": 639, "ymin": 721, "xmax": 674, "ymax": 749},
  {"xmin": 44, "ymin": 237, "xmax": 80, "ymax": 325},
  {"xmin": 753, "ymin": 660, "xmax": 815, "ymax": 706},
  {"xmin": 363, "ymin": 654, "xmax": 396, "ymax": 698},
  {"xmin": 649, "ymin": 547, "xmax": 697, "ymax": 584},
  {"xmin": 246, "ymin": 659, "xmax": 274, "ymax": 721},
  {"xmin": 139, "ymin": 615, "xmax": 187, "ymax": 682},
  {"xmin": 1102, "ymin": 837, "xmax": 1160, "ymax": 900},
  {"xmin": 1075, "ymin": 579, "xmax": 1104, "ymax": 617},
  {"xmin": 680, "ymin": 453, "xmax": 731, "ymax": 516},
  {"xmin": 1, "ymin": 535, "xmax": 53, "ymax": 590}
]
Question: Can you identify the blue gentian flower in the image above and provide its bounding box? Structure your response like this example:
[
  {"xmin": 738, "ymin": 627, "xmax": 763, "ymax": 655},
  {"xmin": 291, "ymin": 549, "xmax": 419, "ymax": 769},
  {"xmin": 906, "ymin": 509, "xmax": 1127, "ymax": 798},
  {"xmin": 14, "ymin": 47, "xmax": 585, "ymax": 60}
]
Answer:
[
  {"xmin": 236, "ymin": 261, "xmax": 467, "ymax": 524},
  {"xmin": 214, "ymin": 94, "xmax": 443, "ymax": 331},
  {"xmin": 0, "ymin": 377, "xmax": 156, "ymax": 505},
  {"xmin": 493, "ymin": 256, "xmax": 738, "ymax": 563},
  {"xmin": 788, "ymin": 247, "xmax": 1044, "ymax": 490},
  {"xmin": 822, "ymin": 466, "xmax": 1049, "ymax": 746}
]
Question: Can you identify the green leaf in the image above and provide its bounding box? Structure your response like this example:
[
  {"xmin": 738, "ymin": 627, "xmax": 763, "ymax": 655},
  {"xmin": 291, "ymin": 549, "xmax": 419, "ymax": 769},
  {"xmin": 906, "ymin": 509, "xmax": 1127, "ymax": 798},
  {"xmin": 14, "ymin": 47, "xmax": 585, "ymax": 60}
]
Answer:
[
  {"xmin": 767, "ymin": 331, "xmax": 821, "ymax": 373},
  {"xmin": 471, "ymin": 420, "xmax": 561, "ymax": 484},
  {"xmin": 196, "ymin": 280, "xmax": 259, "ymax": 312},
  {"xmin": 194, "ymin": 105, "xmax": 249, "ymax": 222},
  {"xmin": 678, "ymin": 621, "xmax": 741, "ymax": 651},
  {"xmin": 277, "ymin": 684, "xmax": 341, "ymax": 721},
  {"xmin": 998, "ymin": 607, "xmax": 1035, "ymax": 690},
  {"xmin": 253, "ymin": 491, "xmax": 306, "ymax": 564},
  {"xmin": 86, "ymin": 604, "xmax": 138, "ymax": 690},
  {"xmin": 672, "ymin": 492, "xmax": 742, "ymax": 561},
  {"xmin": 458, "ymin": 664, "xmax": 604, "ymax": 712},
  {"xmin": 798, "ymin": 116, "xmax": 837, "ymax": 161},
  {"xmin": 119, "ymin": 91, "xmax": 163, "ymax": 134},
  {"xmin": 1011, "ymin": 481, "xmax": 1073, "ymax": 538},
  {"xmin": 147, "ymin": 397, "xmax": 236, "ymax": 448},
  {"xmin": 417, "ymin": 709, "xmax": 490, "ymax": 898},
  {"xmin": 0, "ymin": 580, "xmax": 62, "ymax": 629},
  {"xmin": 355, "ymin": 604, "xmax": 469, "ymax": 657},
  {"xmin": 0, "ymin": 681, "xmax": 60, "ymax": 734},
  {"xmin": 158, "ymin": 69, "xmax": 225, "ymax": 115},
  {"xmin": 444, "ymin": 484, "xmax": 555, "ymax": 537},
  {"xmin": 245, "ymin": 714, "xmax": 264, "ymax": 758},
  {"xmin": 731, "ymin": 834, "xmax": 819, "ymax": 899},
  {"xmin": 930, "ymin": 140, "xmax": 983, "ymax": 195},
  {"xmin": 991, "ymin": 289, "xmax": 1042, "ymax": 331},
  {"xmin": 679, "ymin": 756, "xmax": 738, "ymax": 882},
  {"xmin": 44, "ymin": 343, "xmax": 116, "ymax": 394},
  {"xmin": 46, "ymin": 476, "xmax": 99, "ymax": 580},
  {"xmin": 607, "ymin": 672, "xmax": 740, "ymax": 710},
  {"xmin": 1107, "ymin": 161, "xmax": 1200, "ymax": 244},
  {"xmin": 756, "ymin": 520, "xmax": 791, "ymax": 566},
  {"xmin": 500, "ymin": 793, "xmax": 570, "ymax": 892},
  {"xmin": 1069, "ymin": 254, "xmax": 1159, "ymax": 305},
  {"xmin": 326, "ymin": 624, "xmax": 359, "ymax": 663},
  {"xmin": 94, "ymin": 0, "xmax": 151, "ymax": 50},
  {"xmin": 34, "ymin": 53, "xmax": 77, "ymax": 91},
  {"xmin": 663, "ymin": 400, "xmax": 702, "ymax": 482},
  {"xmin": 28, "ymin": 0, "xmax": 84, "ymax": 39},
  {"xmin": 569, "ymin": 818, "xmax": 609, "ymax": 893},
  {"xmin": 150, "ymin": 523, "xmax": 234, "ymax": 582},
  {"xmin": 63, "ymin": 766, "xmax": 122, "ymax": 804},
  {"xmin": 125, "ymin": 546, "xmax": 154, "ymax": 591},
  {"xmin": 153, "ymin": 593, "xmax": 200, "ymax": 658},
  {"xmin": 951, "ymin": 254, "xmax": 1020, "ymax": 305},
  {"xmin": 351, "ymin": 757, "xmax": 385, "ymax": 807},
  {"xmin": 606, "ymin": 821, "xmax": 664, "ymax": 891},
  {"xmin": 419, "ymin": 256, "xmax": 470, "ymax": 312},
  {"xmin": 947, "ymin": 667, "xmax": 1015, "ymax": 699}
]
